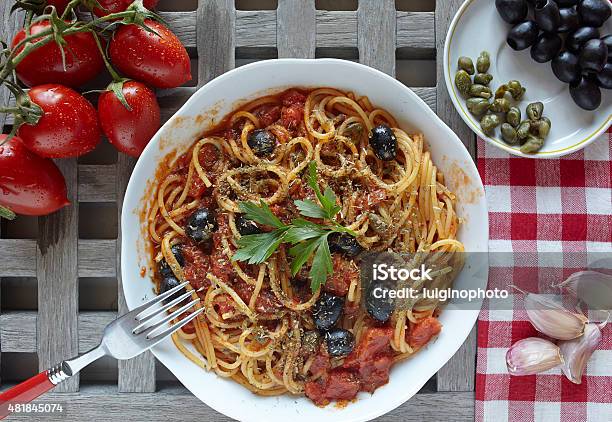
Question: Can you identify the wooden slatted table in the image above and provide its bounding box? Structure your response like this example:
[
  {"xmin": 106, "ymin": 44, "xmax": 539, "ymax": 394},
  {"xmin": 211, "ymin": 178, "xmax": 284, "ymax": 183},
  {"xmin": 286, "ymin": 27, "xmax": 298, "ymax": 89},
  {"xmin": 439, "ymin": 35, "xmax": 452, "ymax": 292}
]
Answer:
[{"xmin": 0, "ymin": 1, "xmax": 477, "ymax": 420}]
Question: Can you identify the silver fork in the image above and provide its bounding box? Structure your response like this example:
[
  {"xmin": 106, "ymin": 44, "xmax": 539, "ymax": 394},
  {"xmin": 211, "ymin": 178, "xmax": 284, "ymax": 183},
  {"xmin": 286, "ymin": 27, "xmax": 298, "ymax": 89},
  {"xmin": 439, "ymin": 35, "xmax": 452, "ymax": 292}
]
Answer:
[{"xmin": 0, "ymin": 281, "xmax": 203, "ymax": 419}]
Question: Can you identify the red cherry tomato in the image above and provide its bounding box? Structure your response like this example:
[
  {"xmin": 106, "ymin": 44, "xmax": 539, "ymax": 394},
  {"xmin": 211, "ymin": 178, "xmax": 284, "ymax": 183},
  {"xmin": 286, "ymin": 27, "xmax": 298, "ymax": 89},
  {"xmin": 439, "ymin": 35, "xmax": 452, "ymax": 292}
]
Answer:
[
  {"xmin": 0, "ymin": 135, "xmax": 69, "ymax": 216},
  {"xmin": 98, "ymin": 81, "xmax": 161, "ymax": 157},
  {"xmin": 93, "ymin": 0, "xmax": 158, "ymax": 16},
  {"xmin": 109, "ymin": 19, "xmax": 191, "ymax": 89},
  {"xmin": 11, "ymin": 21, "xmax": 104, "ymax": 88},
  {"xmin": 18, "ymin": 84, "xmax": 101, "ymax": 158},
  {"xmin": 46, "ymin": 0, "xmax": 71, "ymax": 15}
]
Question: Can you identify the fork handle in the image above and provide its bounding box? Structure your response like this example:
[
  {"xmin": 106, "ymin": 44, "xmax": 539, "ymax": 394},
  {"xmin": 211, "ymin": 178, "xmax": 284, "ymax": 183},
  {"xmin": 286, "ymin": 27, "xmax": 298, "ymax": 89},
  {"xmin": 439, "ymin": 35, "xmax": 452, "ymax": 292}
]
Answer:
[{"xmin": 0, "ymin": 366, "xmax": 64, "ymax": 419}]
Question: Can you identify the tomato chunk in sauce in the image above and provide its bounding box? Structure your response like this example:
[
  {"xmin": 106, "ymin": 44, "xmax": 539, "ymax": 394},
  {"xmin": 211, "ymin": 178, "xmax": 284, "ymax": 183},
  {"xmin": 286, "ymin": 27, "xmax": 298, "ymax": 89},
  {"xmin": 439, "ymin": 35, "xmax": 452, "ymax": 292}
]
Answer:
[{"xmin": 407, "ymin": 316, "xmax": 442, "ymax": 349}]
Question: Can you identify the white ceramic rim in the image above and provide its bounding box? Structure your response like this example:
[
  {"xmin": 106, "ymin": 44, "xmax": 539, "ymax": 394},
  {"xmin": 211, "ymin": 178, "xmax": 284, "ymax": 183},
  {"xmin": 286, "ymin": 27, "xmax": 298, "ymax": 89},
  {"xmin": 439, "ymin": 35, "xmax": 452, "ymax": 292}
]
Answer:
[
  {"xmin": 443, "ymin": 0, "xmax": 612, "ymax": 159},
  {"xmin": 121, "ymin": 58, "xmax": 489, "ymax": 422}
]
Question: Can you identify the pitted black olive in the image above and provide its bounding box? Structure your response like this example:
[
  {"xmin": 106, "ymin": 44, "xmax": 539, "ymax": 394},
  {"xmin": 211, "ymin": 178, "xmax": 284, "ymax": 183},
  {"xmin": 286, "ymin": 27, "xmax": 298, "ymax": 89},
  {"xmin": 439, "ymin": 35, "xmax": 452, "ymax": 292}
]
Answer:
[
  {"xmin": 495, "ymin": 0, "xmax": 529, "ymax": 24},
  {"xmin": 369, "ymin": 124, "xmax": 397, "ymax": 161},
  {"xmin": 530, "ymin": 33, "xmax": 562, "ymax": 62},
  {"xmin": 312, "ymin": 292, "xmax": 345, "ymax": 331},
  {"xmin": 534, "ymin": 0, "xmax": 561, "ymax": 33},
  {"xmin": 595, "ymin": 62, "xmax": 612, "ymax": 88},
  {"xmin": 603, "ymin": 35, "xmax": 612, "ymax": 62},
  {"xmin": 364, "ymin": 281, "xmax": 395, "ymax": 324},
  {"xmin": 552, "ymin": 51, "xmax": 581, "ymax": 83},
  {"xmin": 160, "ymin": 275, "xmax": 182, "ymax": 304},
  {"xmin": 325, "ymin": 328, "xmax": 355, "ymax": 357},
  {"xmin": 558, "ymin": 7, "xmax": 581, "ymax": 33},
  {"xmin": 577, "ymin": 0, "xmax": 611, "ymax": 28},
  {"xmin": 328, "ymin": 232, "xmax": 363, "ymax": 257},
  {"xmin": 556, "ymin": 0, "xmax": 578, "ymax": 6},
  {"xmin": 247, "ymin": 129, "xmax": 276, "ymax": 156},
  {"xmin": 566, "ymin": 27, "xmax": 600, "ymax": 53},
  {"xmin": 235, "ymin": 214, "xmax": 261, "ymax": 236},
  {"xmin": 185, "ymin": 207, "xmax": 217, "ymax": 244},
  {"xmin": 570, "ymin": 75, "xmax": 602, "ymax": 110},
  {"xmin": 158, "ymin": 244, "xmax": 184, "ymax": 278},
  {"xmin": 507, "ymin": 21, "xmax": 540, "ymax": 51},
  {"xmin": 580, "ymin": 38, "xmax": 608, "ymax": 73}
]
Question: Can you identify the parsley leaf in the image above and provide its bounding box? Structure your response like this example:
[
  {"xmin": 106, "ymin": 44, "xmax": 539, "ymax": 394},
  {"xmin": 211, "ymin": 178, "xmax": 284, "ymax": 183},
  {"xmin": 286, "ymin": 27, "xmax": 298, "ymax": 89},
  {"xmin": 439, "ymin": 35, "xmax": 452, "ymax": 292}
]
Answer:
[
  {"xmin": 309, "ymin": 235, "xmax": 333, "ymax": 292},
  {"xmin": 294, "ymin": 198, "xmax": 327, "ymax": 219},
  {"xmin": 288, "ymin": 237, "xmax": 321, "ymax": 277},
  {"xmin": 238, "ymin": 200, "xmax": 284, "ymax": 229},
  {"xmin": 232, "ymin": 229, "xmax": 288, "ymax": 265},
  {"xmin": 306, "ymin": 161, "xmax": 341, "ymax": 220}
]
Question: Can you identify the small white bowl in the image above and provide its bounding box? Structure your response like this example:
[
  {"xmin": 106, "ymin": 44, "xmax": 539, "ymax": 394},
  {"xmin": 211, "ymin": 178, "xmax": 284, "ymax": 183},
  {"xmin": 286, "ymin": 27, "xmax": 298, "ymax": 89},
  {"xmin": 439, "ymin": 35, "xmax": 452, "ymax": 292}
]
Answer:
[
  {"xmin": 121, "ymin": 59, "xmax": 488, "ymax": 422},
  {"xmin": 444, "ymin": 0, "xmax": 612, "ymax": 158}
]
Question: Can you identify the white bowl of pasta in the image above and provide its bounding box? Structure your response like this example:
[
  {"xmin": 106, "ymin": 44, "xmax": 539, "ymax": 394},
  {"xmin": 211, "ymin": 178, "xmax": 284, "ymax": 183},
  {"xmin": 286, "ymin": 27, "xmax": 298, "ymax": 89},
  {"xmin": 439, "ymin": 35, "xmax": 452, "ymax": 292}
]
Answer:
[{"xmin": 121, "ymin": 59, "xmax": 488, "ymax": 422}]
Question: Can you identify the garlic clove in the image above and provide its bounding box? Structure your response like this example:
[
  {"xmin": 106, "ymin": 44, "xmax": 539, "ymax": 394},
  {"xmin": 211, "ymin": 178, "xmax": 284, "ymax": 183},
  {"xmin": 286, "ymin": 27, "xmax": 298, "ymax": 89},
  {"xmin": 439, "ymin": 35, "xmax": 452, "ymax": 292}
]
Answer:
[
  {"xmin": 554, "ymin": 270, "xmax": 612, "ymax": 311},
  {"xmin": 516, "ymin": 287, "xmax": 588, "ymax": 340},
  {"xmin": 559, "ymin": 323, "xmax": 602, "ymax": 384},
  {"xmin": 506, "ymin": 337, "xmax": 563, "ymax": 376}
]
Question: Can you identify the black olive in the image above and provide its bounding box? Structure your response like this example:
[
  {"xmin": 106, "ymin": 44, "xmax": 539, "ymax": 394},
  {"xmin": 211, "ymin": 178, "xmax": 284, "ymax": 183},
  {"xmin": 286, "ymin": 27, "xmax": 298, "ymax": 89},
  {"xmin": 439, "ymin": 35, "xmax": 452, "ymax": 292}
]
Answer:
[
  {"xmin": 369, "ymin": 124, "xmax": 397, "ymax": 161},
  {"xmin": 555, "ymin": 0, "xmax": 578, "ymax": 6},
  {"xmin": 247, "ymin": 129, "xmax": 276, "ymax": 156},
  {"xmin": 602, "ymin": 35, "xmax": 612, "ymax": 62},
  {"xmin": 577, "ymin": 0, "xmax": 611, "ymax": 27},
  {"xmin": 158, "ymin": 244, "xmax": 185, "ymax": 278},
  {"xmin": 160, "ymin": 275, "xmax": 182, "ymax": 304},
  {"xmin": 185, "ymin": 207, "xmax": 217, "ymax": 244},
  {"xmin": 235, "ymin": 215, "xmax": 261, "ymax": 236},
  {"xmin": 595, "ymin": 62, "xmax": 612, "ymax": 88},
  {"xmin": 570, "ymin": 75, "xmax": 602, "ymax": 110},
  {"xmin": 328, "ymin": 232, "xmax": 363, "ymax": 257},
  {"xmin": 552, "ymin": 51, "xmax": 581, "ymax": 83},
  {"xmin": 566, "ymin": 27, "xmax": 600, "ymax": 52},
  {"xmin": 325, "ymin": 329, "xmax": 355, "ymax": 357},
  {"xmin": 495, "ymin": 0, "xmax": 529, "ymax": 24},
  {"xmin": 531, "ymin": 33, "xmax": 563, "ymax": 62},
  {"xmin": 507, "ymin": 21, "xmax": 540, "ymax": 50},
  {"xmin": 535, "ymin": 0, "xmax": 561, "ymax": 32},
  {"xmin": 312, "ymin": 292, "xmax": 345, "ymax": 331},
  {"xmin": 364, "ymin": 282, "xmax": 395, "ymax": 324},
  {"xmin": 558, "ymin": 7, "xmax": 581, "ymax": 33},
  {"xmin": 580, "ymin": 38, "xmax": 608, "ymax": 72}
]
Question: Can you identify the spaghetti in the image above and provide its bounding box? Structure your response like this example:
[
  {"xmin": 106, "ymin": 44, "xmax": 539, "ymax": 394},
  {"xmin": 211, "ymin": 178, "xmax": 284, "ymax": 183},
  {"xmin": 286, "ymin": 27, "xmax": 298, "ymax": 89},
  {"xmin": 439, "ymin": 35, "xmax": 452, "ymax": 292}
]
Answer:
[{"xmin": 147, "ymin": 88, "xmax": 464, "ymax": 405}]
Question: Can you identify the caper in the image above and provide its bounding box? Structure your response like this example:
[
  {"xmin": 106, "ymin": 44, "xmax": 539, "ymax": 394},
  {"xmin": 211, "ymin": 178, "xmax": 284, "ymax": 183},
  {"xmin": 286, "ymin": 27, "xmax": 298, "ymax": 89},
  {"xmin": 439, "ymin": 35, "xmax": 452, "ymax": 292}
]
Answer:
[
  {"xmin": 526, "ymin": 102, "xmax": 544, "ymax": 120},
  {"xmin": 507, "ymin": 80, "xmax": 526, "ymax": 100},
  {"xmin": 495, "ymin": 84, "xmax": 508, "ymax": 99},
  {"xmin": 477, "ymin": 51, "xmax": 491, "ymax": 73},
  {"xmin": 466, "ymin": 97, "xmax": 491, "ymax": 116},
  {"xmin": 474, "ymin": 73, "xmax": 493, "ymax": 85},
  {"xmin": 517, "ymin": 120, "xmax": 531, "ymax": 139},
  {"xmin": 458, "ymin": 56, "xmax": 475, "ymax": 74},
  {"xmin": 502, "ymin": 91, "xmax": 514, "ymax": 103},
  {"xmin": 501, "ymin": 123, "xmax": 519, "ymax": 144},
  {"xmin": 489, "ymin": 98, "xmax": 511, "ymax": 113},
  {"xmin": 455, "ymin": 70, "xmax": 472, "ymax": 97},
  {"xmin": 469, "ymin": 84, "xmax": 492, "ymax": 99},
  {"xmin": 534, "ymin": 118, "xmax": 551, "ymax": 138},
  {"xmin": 480, "ymin": 113, "xmax": 501, "ymax": 134},
  {"xmin": 506, "ymin": 107, "xmax": 521, "ymax": 127},
  {"xmin": 520, "ymin": 135, "xmax": 544, "ymax": 154}
]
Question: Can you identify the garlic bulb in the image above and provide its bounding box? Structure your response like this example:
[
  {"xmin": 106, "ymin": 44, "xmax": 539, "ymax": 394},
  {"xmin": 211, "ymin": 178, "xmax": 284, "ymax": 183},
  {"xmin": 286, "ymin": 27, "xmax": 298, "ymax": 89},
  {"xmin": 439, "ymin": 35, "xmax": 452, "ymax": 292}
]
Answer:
[
  {"xmin": 554, "ymin": 271, "xmax": 612, "ymax": 311},
  {"xmin": 559, "ymin": 323, "xmax": 602, "ymax": 384},
  {"xmin": 519, "ymin": 288, "xmax": 588, "ymax": 340},
  {"xmin": 506, "ymin": 337, "xmax": 563, "ymax": 376}
]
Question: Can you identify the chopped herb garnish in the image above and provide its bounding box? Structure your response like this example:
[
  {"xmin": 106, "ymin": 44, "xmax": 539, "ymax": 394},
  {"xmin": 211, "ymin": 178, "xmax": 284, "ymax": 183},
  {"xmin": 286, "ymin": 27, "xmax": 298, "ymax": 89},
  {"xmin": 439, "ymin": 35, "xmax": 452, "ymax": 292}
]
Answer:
[{"xmin": 233, "ymin": 161, "xmax": 358, "ymax": 291}]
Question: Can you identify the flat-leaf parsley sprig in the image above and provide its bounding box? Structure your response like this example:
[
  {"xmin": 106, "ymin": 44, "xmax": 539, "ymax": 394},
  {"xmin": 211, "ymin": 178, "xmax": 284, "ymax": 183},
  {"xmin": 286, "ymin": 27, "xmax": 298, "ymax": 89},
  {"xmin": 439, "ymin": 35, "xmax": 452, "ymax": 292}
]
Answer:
[{"xmin": 232, "ymin": 161, "xmax": 357, "ymax": 292}]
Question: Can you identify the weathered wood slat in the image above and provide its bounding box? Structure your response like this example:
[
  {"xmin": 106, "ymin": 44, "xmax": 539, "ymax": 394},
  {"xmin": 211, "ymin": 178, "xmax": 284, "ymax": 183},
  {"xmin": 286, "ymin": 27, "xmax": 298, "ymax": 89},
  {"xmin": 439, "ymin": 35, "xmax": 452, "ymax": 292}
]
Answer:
[
  {"xmin": 78, "ymin": 165, "xmax": 116, "ymax": 203},
  {"xmin": 116, "ymin": 154, "xmax": 156, "ymax": 392},
  {"xmin": 236, "ymin": 10, "xmax": 277, "ymax": 48},
  {"xmin": 0, "ymin": 384, "xmax": 474, "ymax": 421},
  {"xmin": 396, "ymin": 11, "xmax": 436, "ymax": 50},
  {"xmin": 197, "ymin": 0, "xmax": 235, "ymax": 86},
  {"xmin": 37, "ymin": 160, "xmax": 80, "ymax": 392},
  {"xmin": 358, "ymin": 0, "xmax": 396, "ymax": 77},
  {"xmin": 0, "ymin": 311, "xmax": 113, "ymax": 353},
  {"xmin": 277, "ymin": 0, "xmax": 316, "ymax": 59},
  {"xmin": 435, "ymin": 0, "xmax": 478, "ymax": 392},
  {"xmin": 0, "ymin": 239, "xmax": 116, "ymax": 277},
  {"xmin": 0, "ymin": 2, "xmax": 23, "ymax": 130},
  {"xmin": 315, "ymin": 11, "xmax": 356, "ymax": 49}
]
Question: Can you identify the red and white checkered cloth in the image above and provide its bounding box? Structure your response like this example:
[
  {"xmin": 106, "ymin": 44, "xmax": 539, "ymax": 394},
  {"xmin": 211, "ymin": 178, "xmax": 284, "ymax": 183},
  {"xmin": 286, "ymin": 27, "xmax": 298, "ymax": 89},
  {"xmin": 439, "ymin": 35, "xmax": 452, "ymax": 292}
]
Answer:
[{"xmin": 475, "ymin": 130, "xmax": 612, "ymax": 422}]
